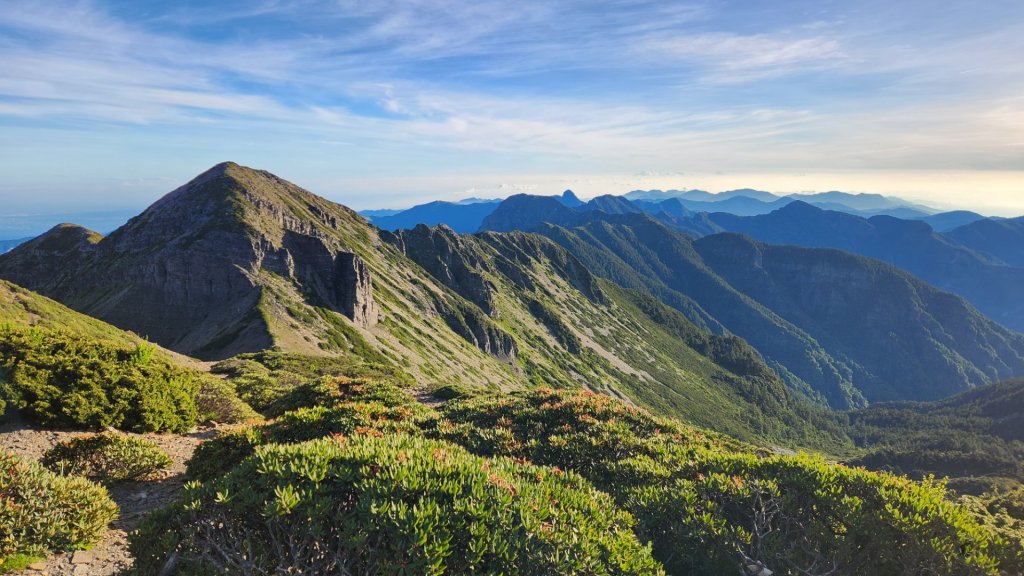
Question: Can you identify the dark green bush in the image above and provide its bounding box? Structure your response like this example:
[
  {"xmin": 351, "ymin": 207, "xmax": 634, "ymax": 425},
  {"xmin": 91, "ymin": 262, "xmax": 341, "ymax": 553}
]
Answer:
[
  {"xmin": 0, "ymin": 327, "xmax": 198, "ymax": 432},
  {"xmin": 194, "ymin": 376, "xmax": 258, "ymax": 424},
  {"xmin": 429, "ymin": 388, "xmax": 1007, "ymax": 576},
  {"xmin": 185, "ymin": 427, "xmax": 266, "ymax": 483},
  {"xmin": 187, "ymin": 373, "xmax": 428, "ymax": 481},
  {"xmin": 133, "ymin": 436, "xmax": 663, "ymax": 576},
  {"xmin": 212, "ymin": 351, "xmax": 416, "ymax": 417},
  {"xmin": 1, "ymin": 450, "xmax": 117, "ymax": 564},
  {"xmin": 430, "ymin": 382, "xmax": 476, "ymax": 401},
  {"xmin": 41, "ymin": 432, "xmax": 172, "ymax": 484},
  {"xmin": 212, "ymin": 359, "xmax": 301, "ymax": 414}
]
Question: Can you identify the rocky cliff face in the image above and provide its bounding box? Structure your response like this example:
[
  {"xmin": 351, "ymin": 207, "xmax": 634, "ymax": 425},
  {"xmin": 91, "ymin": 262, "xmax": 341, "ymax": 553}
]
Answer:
[
  {"xmin": 0, "ymin": 162, "xmax": 379, "ymax": 359},
  {"xmin": 383, "ymin": 224, "xmax": 496, "ymax": 314}
]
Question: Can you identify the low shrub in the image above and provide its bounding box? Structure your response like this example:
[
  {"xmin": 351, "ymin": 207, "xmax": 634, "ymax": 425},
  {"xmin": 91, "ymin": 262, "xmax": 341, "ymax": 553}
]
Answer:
[
  {"xmin": 0, "ymin": 327, "xmax": 198, "ymax": 432},
  {"xmin": 959, "ymin": 488, "xmax": 1024, "ymax": 571},
  {"xmin": 429, "ymin": 388, "xmax": 1008, "ymax": 576},
  {"xmin": 430, "ymin": 382, "xmax": 476, "ymax": 401},
  {"xmin": 212, "ymin": 352, "xmax": 416, "ymax": 416},
  {"xmin": 41, "ymin": 432, "xmax": 172, "ymax": 484},
  {"xmin": 194, "ymin": 376, "xmax": 258, "ymax": 424},
  {"xmin": 187, "ymin": 374, "xmax": 428, "ymax": 481},
  {"xmin": 133, "ymin": 436, "xmax": 662, "ymax": 576},
  {"xmin": 0, "ymin": 450, "xmax": 117, "ymax": 564},
  {"xmin": 187, "ymin": 400, "xmax": 430, "ymax": 481},
  {"xmin": 215, "ymin": 361, "xmax": 301, "ymax": 414}
]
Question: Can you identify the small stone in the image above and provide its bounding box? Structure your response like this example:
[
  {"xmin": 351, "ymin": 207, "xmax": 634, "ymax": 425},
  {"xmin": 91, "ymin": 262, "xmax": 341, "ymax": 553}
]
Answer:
[
  {"xmin": 26, "ymin": 561, "xmax": 46, "ymax": 570},
  {"xmin": 71, "ymin": 550, "xmax": 94, "ymax": 564}
]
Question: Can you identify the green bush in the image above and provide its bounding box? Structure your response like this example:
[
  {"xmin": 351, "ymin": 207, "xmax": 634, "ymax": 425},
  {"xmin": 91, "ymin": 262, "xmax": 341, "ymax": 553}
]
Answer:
[
  {"xmin": 959, "ymin": 488, "xmax": 1024, "ymax": 571},
  {"xmin": 41, "ymin": 432, "xmax": 172, "ymax": 484},
  {"xmin": 187, "ymin": 400, "xmax": 430, "ymax": 481},
  {"xmin": 212, "ymin": 351, "xmax": 416, "ymax": 417},
  {"xmin": 194, "ymin": 376, "xmax": 258, "ymax": 424},
  {"xmin": 0, "ymin": 327, "xmax": 198, "ymax": 432},
  {"xmin": 213, "ymin": 359, "xmax": 300, "ymax": 414},
  {"xmin": 430, "ymin": 382, "xmax": 476, "ymax": 401},
  {"xmin": 0, "ymin": 450, "xmax": 117, "ymax": 564},
  {"xmin": 133, "ymin": 436, "xmax": 663, "ymax": 576},
  {"xmin": 185, "ymin": 427, "xmax": 266, "ymax": 483},
  {"xmin": 428, "ymin": 388, "xmax": 1007, "ymax": 576},
  {"xmin": 187, "ymin": 374, "xmax": 428, "ymax": 481}
]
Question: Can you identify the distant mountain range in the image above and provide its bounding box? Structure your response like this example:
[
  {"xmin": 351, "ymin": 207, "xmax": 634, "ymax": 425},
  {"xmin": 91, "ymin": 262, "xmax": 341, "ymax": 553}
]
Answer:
[
  {"xmin": 361, "ymin": 188, "xmax": 955, "ymax": 232},
  {"xmin": 704, "ymin": 202, "xmax": 1024, "ymax": 332},
  {"xmin": 479, "ymin": 208, "xmax": 1024, "ymax": 409}
]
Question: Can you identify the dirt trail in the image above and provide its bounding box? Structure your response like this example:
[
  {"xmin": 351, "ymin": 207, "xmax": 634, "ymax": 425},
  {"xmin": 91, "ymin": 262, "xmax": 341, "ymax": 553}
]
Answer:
[{"xmin": 0, "ymin": 422, "xmax": 218, "ymax": 576}]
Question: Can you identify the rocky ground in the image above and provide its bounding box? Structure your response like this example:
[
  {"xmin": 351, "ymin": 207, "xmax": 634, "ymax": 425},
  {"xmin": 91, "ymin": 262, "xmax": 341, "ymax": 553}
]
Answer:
[{"xmin": 0, "ymin": 421, "xmax": 218, "ymax": 576}]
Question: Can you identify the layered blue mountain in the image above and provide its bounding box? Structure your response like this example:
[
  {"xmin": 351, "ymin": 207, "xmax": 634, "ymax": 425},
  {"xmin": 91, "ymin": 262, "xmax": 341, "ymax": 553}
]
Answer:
[
  {"xmin": 945, "ymin": 216, "xmax": 1024, "ymax": 267},
  {"xmin": 624, "ymin": 188, "xmax": 781, "ymax": 203},
  {"xmin": 706, "ymin": 202, "xmax": 1024, "ymax": 332},
  {"xmin": 556, "ymin": 190, "xmax": 584, "ymax": 207},
  {"xmin": 364, "ymin": 199, "xmax": 501, "ymax": 233},
  {"xmin": 786, "ymin": 191, "xmax": 935, "ymax": 214},
  {"xmin": 917, "ymin": 210, "xmax": 987, "ymax": 232}
]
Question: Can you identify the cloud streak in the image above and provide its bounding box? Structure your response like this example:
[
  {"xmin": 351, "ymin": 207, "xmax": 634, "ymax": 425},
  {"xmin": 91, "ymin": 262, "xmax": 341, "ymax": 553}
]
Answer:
[{"xmin": 0, "ymin": 0, "xmax": 1022, "ymax": 216}]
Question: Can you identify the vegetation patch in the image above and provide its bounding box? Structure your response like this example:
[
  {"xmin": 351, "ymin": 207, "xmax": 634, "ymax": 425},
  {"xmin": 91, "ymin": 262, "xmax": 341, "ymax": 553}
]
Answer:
[
  {"xmin": 134, "ymin": 436, "xmax": 662, "ymax": 576},
  {"xmin": 41, "ymin": 432, "xmax": 172, "ymax": 484},
  {"xmin": 427, "ymin": 388, "xmax": 1012, "ymax": 576},
  {"xmin": 0, "ymin": 326, "xmax": 199, "ymax": 432},
  {"xmin": 0, "ymin": 450, "xmax": 117, "ymax": 568},
  {"xmin": 179, "ymin": 374, "xmax": 1018, "ymax": 576}
]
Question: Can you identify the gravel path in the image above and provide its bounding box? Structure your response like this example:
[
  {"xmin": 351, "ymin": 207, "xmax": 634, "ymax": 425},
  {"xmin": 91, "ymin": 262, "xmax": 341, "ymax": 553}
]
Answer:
[{"xmin": 0, "ymin": 421, "xmax": 219, "ymax": 576}]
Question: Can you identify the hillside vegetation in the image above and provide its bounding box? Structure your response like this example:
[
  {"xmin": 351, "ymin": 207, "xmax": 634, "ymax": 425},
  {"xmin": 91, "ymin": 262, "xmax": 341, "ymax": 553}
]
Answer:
[
  {"xmin": 0, "ymin": 283, "xmax": 255, "ymax": 430},
  {"xmin": 128, "ymin": 361, "xmax": 1023, "ymax": 576},
  {"xmin": 848, "ymin": 378, "xmax": 1024, "ymax": 494}
]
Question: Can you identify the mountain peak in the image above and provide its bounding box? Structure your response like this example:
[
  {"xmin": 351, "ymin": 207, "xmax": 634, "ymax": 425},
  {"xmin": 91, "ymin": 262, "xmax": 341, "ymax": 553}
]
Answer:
[
  {"xmin": 777, "ymin": 200, "xmax": 823, "ymax": 215},
  {"xmin": 558, "ymin": 189, "xmax": 584, "ymax": 207},
  {"xmin": 480, "ymin": 194, "xmax": 576, "ymax": 232},
  {"xmin": 0, "ymin": 163, "xmax": 381, "ymax": 358}
]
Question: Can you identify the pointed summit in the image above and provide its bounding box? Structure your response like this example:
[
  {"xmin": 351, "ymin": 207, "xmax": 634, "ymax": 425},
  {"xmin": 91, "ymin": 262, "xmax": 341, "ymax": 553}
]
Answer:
[
  {"xmin": 0, "ymin": 163, "xmax": 378, "ymax": 359},
  {"xmin": 557, "ymin": 189, "xmax": 584, "ymax": 208}
]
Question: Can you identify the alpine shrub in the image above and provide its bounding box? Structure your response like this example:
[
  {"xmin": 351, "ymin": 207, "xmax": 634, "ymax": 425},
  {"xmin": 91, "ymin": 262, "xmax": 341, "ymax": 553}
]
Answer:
[
  {"xmin": 41, "ymin": 432, "xmax": 172, "ymax": 484},
  {"xmin": 132, "ymin": 435, "xmax": 663, "ymax": 576},
  {"xmin": 431, "ymin": 388, "xmax": 1008, "ymax": 576},
  {"xmin": 194, "ymin": 376, "xmax": 259, "ymax": 424},
  {"xmin": 186, "ymin": 400, "xmax": 429, "ymax": 481},
  {"xmin": 0, "ymin": 327, "xmax": 198, "ymax": 432},
  {"xmin": 0, "ymin": 450, "xmax": 117, "ymax": 564}
]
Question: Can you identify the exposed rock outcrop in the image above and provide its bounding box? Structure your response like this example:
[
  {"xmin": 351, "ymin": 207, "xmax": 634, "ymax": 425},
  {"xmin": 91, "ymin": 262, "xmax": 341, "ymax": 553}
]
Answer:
[
  {"xmin": 383, "ymin": 225, "xmax": 496, "ymax": 315},
  {"xmin": 0, "ymin": 162, "xmax": 379, "ymax": 359}
]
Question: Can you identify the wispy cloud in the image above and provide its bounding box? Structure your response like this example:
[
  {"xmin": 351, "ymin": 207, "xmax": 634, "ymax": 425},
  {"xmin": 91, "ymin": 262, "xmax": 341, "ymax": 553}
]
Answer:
[{"xmin": 0, "ymin": 0, "xmax": 1022, "ymax": 216}]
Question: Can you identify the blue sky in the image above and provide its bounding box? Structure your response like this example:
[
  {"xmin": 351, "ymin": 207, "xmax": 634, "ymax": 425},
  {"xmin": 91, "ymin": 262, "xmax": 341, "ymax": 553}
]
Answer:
[{"xmin": 1, "ymin": 0, "xmax": 1023, "ymax": 226}]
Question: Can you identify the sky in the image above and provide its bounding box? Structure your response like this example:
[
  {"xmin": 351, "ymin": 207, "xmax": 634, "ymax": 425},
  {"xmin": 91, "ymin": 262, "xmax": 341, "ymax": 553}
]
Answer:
[{"xmin": 1, "ymin": 0, "xmax": 1024, "ymax": 231}]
